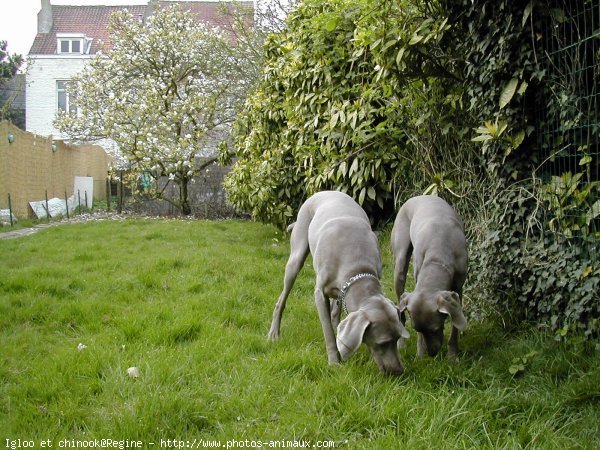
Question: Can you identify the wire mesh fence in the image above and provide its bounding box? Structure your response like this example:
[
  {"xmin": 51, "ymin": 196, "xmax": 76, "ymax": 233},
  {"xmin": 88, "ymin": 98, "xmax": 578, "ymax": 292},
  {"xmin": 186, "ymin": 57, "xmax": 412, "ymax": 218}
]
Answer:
[{"xmin": 537, "ymin": 0, "xmax": 599, "ymax": 253}]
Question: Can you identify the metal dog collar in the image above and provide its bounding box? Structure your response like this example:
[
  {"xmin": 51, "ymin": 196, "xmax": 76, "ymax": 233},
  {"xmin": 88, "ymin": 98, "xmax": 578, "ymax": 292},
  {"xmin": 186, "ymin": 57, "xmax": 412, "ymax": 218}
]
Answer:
[
  {"xmin": 337, "ymin": 273, "xmax": 379, "ymax": 316},
  {"xmin": 429, "ymin": 260, "xmax": 453, "ymax": 275}
]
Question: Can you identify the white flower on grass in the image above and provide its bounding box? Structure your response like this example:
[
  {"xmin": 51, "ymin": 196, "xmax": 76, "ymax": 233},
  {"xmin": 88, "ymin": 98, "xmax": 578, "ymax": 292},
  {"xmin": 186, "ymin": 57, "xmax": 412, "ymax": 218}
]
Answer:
[
  {"xmin": 77, "ymin": 343, "xmax": 88, "ymax": 351},
  {"xmin": 126, "ymin": 367, "xmax": 140, "ymax": 378}
]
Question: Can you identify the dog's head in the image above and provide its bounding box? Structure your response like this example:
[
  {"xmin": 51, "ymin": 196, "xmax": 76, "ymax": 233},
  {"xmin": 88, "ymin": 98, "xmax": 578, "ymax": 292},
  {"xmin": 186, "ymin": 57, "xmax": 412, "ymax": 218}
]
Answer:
[
  {"xmin": 336, "ymin": 296, "xmax": 410, "ymax": 375},
  {"xmin": 398, "ymin": 290, "xmax": 467, "ymax": 356}
]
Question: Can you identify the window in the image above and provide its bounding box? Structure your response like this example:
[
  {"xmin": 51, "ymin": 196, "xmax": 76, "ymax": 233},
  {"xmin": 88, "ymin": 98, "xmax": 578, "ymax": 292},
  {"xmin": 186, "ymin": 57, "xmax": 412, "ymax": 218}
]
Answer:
[
  {"xmin": 57, "ymin": 80, "xmax": 77, "ymax": 113},
  {"xmin": 56, "ymin": 34, "xmax": 89, "ymax": 54},
  {"xmin": 58, "ymin": 39, "xmax": 83, "ymax": 54}
]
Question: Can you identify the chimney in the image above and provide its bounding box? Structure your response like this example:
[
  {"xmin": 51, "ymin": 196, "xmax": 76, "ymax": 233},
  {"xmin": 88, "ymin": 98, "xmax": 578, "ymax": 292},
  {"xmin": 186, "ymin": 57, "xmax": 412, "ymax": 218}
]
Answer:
[
  {"xmin": 144, "ymin": 0, "xmax": 159, "ymax": 21},
  {"xmin": 38, "ymin": 0, "xmax": 53, "ymax": 34}
]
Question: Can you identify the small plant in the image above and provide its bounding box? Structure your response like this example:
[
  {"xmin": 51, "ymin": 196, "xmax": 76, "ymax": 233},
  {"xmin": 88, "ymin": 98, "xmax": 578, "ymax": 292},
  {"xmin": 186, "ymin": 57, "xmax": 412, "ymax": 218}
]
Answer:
[
  {"xmin": 509, "ymin": 350, "xmax": 539, "ymax": 377},
  {"xmin": 539, "ymin": 152, "xmax": 600, "ymax": 239}
]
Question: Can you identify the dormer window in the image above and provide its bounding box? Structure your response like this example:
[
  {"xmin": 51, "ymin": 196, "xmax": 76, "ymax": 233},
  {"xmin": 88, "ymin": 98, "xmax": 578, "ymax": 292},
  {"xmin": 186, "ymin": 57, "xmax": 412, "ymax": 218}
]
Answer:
[
  {"xmin": 57, "ymin": 33, "xmax": 91, "ymax": 54},
  {"xmin": 60, "ymin": 39, "xmax": 81, "ymax": 53}
]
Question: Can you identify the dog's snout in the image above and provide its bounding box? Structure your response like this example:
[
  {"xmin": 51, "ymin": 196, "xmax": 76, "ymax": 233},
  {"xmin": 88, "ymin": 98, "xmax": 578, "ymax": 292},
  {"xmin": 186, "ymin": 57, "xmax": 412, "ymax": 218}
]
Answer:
[
  {"xmin": 428, "ymin": 347, "xmax": 441, "ymax": 357},
  {"xmin": 383, "ymin": 364, "xmax": 405, "ymax": 376},
  {"xmin": 372, "ymin": 348, "xmax": 405, "ymax": 376},
  {"xmin": 426, "ymin": 340, "xmax": 442, "ymax": 357}
]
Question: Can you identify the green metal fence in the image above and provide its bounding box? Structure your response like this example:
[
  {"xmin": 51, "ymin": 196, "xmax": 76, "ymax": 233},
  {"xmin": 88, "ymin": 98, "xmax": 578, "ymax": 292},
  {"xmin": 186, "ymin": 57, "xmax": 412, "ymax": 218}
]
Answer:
[{"xmin": 537, "ymin": 0, "xmax": 599, "ymax": 249}]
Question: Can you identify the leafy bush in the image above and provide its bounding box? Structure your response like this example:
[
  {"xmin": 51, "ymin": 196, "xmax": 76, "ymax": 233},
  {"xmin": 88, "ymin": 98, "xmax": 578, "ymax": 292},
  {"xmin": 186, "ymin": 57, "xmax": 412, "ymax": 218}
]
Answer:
[{"xmin": 222, "ymin": 0, "xmax": 457, "ymax": 227}]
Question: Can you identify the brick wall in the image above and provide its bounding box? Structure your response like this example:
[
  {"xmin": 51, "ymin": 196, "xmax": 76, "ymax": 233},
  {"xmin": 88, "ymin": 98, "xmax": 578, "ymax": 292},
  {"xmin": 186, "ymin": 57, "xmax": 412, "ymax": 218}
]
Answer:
[{"xmin": 0, "ymin": 121, "xmax": 112, "ymax": 218}]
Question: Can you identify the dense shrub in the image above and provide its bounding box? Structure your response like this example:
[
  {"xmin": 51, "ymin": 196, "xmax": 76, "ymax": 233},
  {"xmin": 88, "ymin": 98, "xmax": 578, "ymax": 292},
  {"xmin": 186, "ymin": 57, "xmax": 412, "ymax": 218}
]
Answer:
[{"xmin": 222, "ymin": 0, "xmax": 413, "ymax": 227}]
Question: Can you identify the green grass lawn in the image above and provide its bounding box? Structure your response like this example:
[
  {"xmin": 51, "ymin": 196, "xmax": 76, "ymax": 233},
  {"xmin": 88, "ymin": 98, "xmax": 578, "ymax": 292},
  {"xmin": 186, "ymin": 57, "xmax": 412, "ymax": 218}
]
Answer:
[{"xmin": 1, "ymin": 218, "xmax": 598, "ymax": 448}]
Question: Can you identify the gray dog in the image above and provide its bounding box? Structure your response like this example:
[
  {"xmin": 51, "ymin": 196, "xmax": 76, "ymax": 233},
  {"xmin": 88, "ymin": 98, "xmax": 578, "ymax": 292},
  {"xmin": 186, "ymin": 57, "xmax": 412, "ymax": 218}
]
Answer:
[
  {"xmin": 391, "ymin": 195, "xmax": 468, "ymax": 357},
  {"xmin": 268, "ymin": 191, "xmax": 409, "ymax": 375}
]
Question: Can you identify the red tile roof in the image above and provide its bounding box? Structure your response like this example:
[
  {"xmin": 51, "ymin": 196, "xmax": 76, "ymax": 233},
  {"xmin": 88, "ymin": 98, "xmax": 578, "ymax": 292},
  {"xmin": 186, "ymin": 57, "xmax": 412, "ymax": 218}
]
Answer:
[{"xmin": 29, "ymin": 1, "xmax": 253, "ymax": 55}]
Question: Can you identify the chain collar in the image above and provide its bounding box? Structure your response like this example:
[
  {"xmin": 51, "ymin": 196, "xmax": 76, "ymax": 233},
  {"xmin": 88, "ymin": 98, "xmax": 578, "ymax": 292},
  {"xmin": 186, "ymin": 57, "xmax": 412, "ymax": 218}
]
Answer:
[
  {"xmin": 428, "ymin": 260, "xmax": 453, "ymax": 276},
  {"xmin": 336, "ymin": 273, "xmax": 379, "ymax": 316}
]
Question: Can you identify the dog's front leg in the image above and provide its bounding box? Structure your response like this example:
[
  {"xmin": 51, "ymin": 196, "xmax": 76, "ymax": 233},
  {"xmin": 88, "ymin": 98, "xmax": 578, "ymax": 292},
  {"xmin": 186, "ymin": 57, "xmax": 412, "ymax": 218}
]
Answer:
[
  {"xmin": 416, "ymin": 333, "xmax": 427, "ymax": 357},
  {"xmin": 448, "ymin": 326, "xmax": 459, "ymax": 358},
  {"xmin": 315, "ymin": 288, "xmax": 341, "ymax": 365},
  {"xmin": 330, "ymin": 298, "xmax": 341, "ymax": 329}
]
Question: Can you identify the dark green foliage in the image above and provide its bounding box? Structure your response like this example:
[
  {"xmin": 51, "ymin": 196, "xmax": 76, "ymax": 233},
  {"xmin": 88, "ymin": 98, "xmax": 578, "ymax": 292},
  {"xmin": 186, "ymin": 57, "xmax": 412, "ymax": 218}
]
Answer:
[
  {"xmin": 0, "ymin": 40, "xmax": 24, "ymax": 123},
  {"xmin": 447, "ymin": 0, "xmax": 599, "ymax": 340},
  {"xmin": 0, "ymin": 40, "xmax": 22, "ymax": 83},
  {"xmin": 471, "ymin": 182, "xmax": 599, "ymax": 338},
  {"xmin": 222, "ymin": 0, "xmax": 434, "ymax": 227}
]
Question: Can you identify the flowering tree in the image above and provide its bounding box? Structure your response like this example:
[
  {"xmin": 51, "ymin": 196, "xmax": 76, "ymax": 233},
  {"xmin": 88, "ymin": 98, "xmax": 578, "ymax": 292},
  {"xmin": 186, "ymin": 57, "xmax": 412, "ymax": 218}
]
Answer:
[{"xmin": 55, "ymin": 5, "xmax": 250, "ymax": 215}]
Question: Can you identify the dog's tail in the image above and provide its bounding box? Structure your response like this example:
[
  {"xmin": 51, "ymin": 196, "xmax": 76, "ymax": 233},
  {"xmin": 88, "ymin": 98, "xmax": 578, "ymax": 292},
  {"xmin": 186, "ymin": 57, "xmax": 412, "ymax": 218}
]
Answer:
[{"xmin": 286, "ymin": 222, "xmax": 296, "ymax": 233}]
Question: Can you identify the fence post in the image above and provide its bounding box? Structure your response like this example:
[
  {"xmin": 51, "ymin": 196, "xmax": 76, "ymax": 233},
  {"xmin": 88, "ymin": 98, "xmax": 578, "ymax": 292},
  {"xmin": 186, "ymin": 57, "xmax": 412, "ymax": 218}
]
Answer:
[
  {"xmin": 7, "ymin": 193, "xmax": 13, "ymax": 227},
  {"xmin": 65, "ymin": 191, "xmax": 70, "ymax": 219},
  {"xmin": 78, "ymin": 190, "xmax": 81, "ymax": 214},
  {"xmin": 85, "ymin": 190, "xmax": 89, "ymax": 212},
  {"xmin": 118, "ymin": 170, "xmax": 123, "ymax": 214},
  {"xmin": 45, "ymin": 190, "xmax": 50, "ymax": 223},
  {"xmin": 106, "ymin": 178, "xmax": 111, "ymax": 212}
]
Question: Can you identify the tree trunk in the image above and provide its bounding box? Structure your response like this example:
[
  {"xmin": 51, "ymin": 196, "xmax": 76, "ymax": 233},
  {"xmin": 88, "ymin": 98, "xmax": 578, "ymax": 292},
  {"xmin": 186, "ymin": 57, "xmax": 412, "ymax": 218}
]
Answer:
[
  {"xmin": 176, "ymin": 157, "xmax": 219, "ymax": 216},
  {"xmin": 179, "ymin": 177, "xmax": 192, "ymax": 215}
]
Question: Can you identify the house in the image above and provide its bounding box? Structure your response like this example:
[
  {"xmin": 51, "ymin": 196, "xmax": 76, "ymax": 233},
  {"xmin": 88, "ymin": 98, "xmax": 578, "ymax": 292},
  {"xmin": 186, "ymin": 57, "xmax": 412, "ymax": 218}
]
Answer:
[{"xmin": 26, "ymin": 0, "xmax": 252, "ymax": 138}]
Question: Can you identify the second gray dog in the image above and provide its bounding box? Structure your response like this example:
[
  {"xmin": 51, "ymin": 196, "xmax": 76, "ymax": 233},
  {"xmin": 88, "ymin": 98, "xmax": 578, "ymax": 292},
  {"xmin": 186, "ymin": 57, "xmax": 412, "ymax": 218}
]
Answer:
[
  {"xmin": 268, "ymin": 191, "xmax": 409, "ymax": 375},
  {"xmin": 391, "ymin": 195, "xmax": 468, "ymax": 357}
]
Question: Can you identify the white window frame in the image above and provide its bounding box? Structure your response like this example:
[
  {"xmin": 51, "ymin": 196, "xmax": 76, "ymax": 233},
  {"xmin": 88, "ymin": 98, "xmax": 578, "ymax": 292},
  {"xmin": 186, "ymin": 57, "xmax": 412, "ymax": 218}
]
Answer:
[
  {"xmin": 57, "ymin": 80, "xmax": 78, "ymax": 114},
  {"xmin": 56, "ymin": 33, "xmax": 89, "ymax": 54}
]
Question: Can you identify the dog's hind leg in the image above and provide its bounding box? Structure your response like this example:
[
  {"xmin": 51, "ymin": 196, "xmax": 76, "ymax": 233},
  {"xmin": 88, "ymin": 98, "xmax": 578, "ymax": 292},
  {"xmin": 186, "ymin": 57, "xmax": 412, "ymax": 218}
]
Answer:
[
  {"xmin": 392, "ymin": 216, "xmax": 413, "ymax": 299},
  {"xmin": 392, "ymin": 215, "xmax": 413, "ymax": 349},
  {"xmin": 267, "ymin": 220, "xmax": 310, "ymax": 341}
]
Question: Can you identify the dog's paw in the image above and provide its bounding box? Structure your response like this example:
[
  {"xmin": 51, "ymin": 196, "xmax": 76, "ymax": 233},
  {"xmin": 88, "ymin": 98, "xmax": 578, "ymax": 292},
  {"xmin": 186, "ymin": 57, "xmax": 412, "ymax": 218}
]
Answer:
[
  {"xmin": 447, "ymin": 351, "xmax": 460, "ymax": 362},
  {"xmin": 327, "ymin": 352, "xmax": 341, "ymax": 366},
  {"xmin": 267, "ymin": 330, "xmax": 280, "ymax": 341}
]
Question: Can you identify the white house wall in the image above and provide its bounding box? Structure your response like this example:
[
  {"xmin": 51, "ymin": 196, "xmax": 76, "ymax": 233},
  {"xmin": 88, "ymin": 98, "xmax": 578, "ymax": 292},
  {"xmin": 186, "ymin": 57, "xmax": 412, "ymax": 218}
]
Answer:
[{"xmin": 26, "ymin": 56, "xmax": 91, "ymax": 138}]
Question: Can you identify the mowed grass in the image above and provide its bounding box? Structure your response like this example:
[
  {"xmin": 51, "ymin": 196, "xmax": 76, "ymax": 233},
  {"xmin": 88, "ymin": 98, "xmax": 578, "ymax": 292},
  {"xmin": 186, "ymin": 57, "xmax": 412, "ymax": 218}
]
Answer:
[{"xmin": 0, "ymin": 218, "xmax": 598, "ymax": 448}]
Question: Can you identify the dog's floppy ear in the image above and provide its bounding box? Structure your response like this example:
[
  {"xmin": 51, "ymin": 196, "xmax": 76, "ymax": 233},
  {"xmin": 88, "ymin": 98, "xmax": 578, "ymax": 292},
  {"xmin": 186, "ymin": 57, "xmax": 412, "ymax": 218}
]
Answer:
[
  {"xmin": 391, "ymin": 304, "xmax": 410, "ymax": 339},
  {"xmin": 395, "ymin": 305, "xmax": 410, "ymax": 350},
  {"xmin": 336, "ymin": 310, "xmax": 370, "ymax": 361},
  {"xmin": 397, "ymin": 294, "xmax": 411, "ymax": 337},
  {"xmin": 397, "ymin": 313, "xmax": 410, "ymax": 339},
  {"xmin": 398, "ymin": 292, "xmax": 410, "ymax": 312},
  {"xmin": 436, "ymin": 291, "xmax": 467, "ymax": 331}
]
